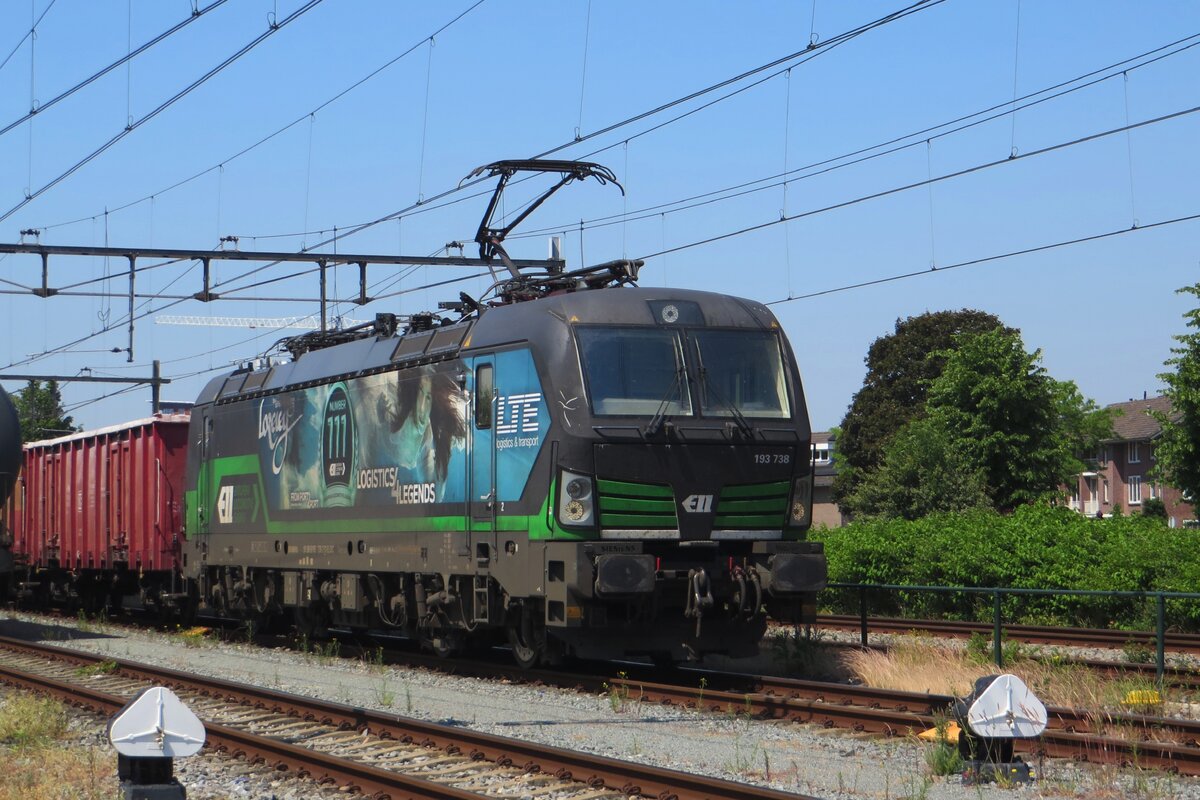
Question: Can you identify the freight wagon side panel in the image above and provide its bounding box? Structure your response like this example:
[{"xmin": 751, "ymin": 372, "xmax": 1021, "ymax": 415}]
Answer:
[{"xmin": 17, "ymin": 416, "xmax": 189, "ymax": 573}]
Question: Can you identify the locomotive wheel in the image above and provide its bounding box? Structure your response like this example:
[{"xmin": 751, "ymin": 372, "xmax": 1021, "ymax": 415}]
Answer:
[
  {"xmin": 425, "ymin": 631, "xmax": 462, "ymax": 659},
  {"xmin": 249, "ymin": 572, "xmax": 286, "ymax": 635},
  {"xmin": 506, "ymin": 605, "xmax": 545, "ymax": 669}
]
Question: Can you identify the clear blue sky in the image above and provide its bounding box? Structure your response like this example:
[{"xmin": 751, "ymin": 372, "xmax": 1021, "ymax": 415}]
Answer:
[{"xmin": 0, "ymin": 0, "xmax": 1197, "ymax": 432}]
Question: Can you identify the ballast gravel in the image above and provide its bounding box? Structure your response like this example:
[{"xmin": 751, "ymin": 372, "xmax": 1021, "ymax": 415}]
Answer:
[{"xmin": 2, "ymin": 611, "xmax": 1197, "ymax": 800}]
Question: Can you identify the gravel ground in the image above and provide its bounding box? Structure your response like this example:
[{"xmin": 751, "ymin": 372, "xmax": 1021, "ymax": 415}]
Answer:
[{"xmin": 1, "ymin": 611, "xmax": 1197, "ymax": 800}]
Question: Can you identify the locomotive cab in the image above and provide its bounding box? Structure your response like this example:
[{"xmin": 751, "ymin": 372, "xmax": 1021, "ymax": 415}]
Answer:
[{"xmin": 485, "ymin": 288, "xmax": 827, "ymax": 664}]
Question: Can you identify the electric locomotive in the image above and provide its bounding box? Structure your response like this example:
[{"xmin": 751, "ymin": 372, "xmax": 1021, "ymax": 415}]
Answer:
[{"xmin": 182, "ymin": 259, "xmax": 826, "ymax": 665}]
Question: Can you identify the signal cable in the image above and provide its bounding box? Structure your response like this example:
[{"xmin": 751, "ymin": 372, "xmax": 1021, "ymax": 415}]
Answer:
[
  {"xmin": 0, "ymin": 0, "xmax": 326, "ymax": 224},
  {"xmin": 0, "ymin": 0, "xmax": 230, "ymax": 140}
]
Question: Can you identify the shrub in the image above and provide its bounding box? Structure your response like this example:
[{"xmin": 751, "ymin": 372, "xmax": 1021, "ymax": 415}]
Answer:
[{"xmin": 811, "ymin": 504, "xmax": 1200, "ymax": 630}]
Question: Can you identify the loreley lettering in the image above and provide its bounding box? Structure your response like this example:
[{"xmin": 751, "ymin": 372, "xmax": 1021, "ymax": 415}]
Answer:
[{"xmin": 258, "ymin": 399, "xmax": 301, "ymax": 475}]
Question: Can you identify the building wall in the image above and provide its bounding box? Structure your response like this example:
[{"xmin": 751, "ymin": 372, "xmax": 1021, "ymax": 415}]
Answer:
[
  {"xmin": 1070, "ymin": 439, "xmax": 1195, "ymax": 526},
  {"xmin": 811, "ymin": 481, "xmax": 843, "ymax": 528}
]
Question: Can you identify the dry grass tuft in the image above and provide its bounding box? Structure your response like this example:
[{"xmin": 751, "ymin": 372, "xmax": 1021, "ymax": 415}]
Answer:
[
  {"xmin": 0, "ymin": 743, "xmax": 117, "ymax": 800},
  {"xmin": 0, "ymin": 695, "xmax": 68, "ymax": 747},
  {"xmin": 846, "ymin": 637, "xmax": 994, "ymax": 696},
  {"xmin": 0, "ymin": 693, "xmax": 118, "ymax": 800},
  {"xmin": 847, "ymin": 637, "xmax": 1172, "ymax": 721}
]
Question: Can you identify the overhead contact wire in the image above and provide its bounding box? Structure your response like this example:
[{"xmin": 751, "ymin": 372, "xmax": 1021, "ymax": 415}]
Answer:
[
  {"xmin": 635, "ymin": 104, "xmax": 1200, "ymax": 262},
  {"xmin": 33, "ymin": 0, "xmax": 488, "ymax": 233},
  {"xmin": 0, "ymin": 0, "xmax": 54, "ymax": 75},
  {"xmin": 0, "ymin": 0, "xmax": 326, "ymax": 223},
  {"xmin": 768, "ymin": 212, "xmax": 1200, "ymax": 303},
  {"xmin": 0, "ymin": 0, "xmax": 231, "ymax": 140},
  {"xmin": 213, "ymin": 0, "xmax": 947, "ymax": 292},
  {"xmin": 508, "ymin": 34, "xmax": 1200, "ymax": 242}
]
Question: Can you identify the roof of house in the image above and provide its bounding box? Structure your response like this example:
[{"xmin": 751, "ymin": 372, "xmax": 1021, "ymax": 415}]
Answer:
[{"xmin": 1105, "ymin": 395, "xmax": 1175, "ymax": 442}]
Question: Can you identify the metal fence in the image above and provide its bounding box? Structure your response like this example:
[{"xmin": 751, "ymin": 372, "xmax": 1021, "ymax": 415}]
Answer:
[{"xmin": 827, "ymin": 582, "xmax": 1200, "ymax": 685}]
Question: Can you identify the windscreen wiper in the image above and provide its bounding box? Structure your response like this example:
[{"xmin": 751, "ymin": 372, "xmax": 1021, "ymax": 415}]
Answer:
[
  {"xmin": 645, "ymin": 366, "xmax": 686, "ymax": 437},
  {"xmin": 699, "ymin": 367, "xmax": 754, "ymax": 439}
]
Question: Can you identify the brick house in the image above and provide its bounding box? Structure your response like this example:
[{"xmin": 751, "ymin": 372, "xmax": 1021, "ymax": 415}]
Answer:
[{"xmin": 1069, "ymin": 395, "xmax": 1196, "ymax": 527}]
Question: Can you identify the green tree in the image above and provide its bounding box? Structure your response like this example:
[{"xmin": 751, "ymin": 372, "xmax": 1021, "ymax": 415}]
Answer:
[
  {"xmin": 844, "ymin": 414, "xmax": 989, "ymax": 520},
  {"xmin": 925, "ymin": 328, "xmax": 1110, "ymax": 511},
  {"xmin": 1154, "ymin": 283, "xmax": 1200, "ymax": 502},
  {"xmin": 13, "ymin": 380, "xmax": 77, "ymax": 443},
  {"xmin": 834, "ymin": 309, "xmax": 1011, "ymax": 513}
]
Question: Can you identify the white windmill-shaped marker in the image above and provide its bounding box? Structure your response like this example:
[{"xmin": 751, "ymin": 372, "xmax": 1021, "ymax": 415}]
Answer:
[
  {"xmin": 955, "ymin": 673, "xmax": 1047, "ymax": 786},
  {"xmin": 964, "ymin": 673, "xmax": 1048, "ymax": 739},
  {"xmin": 108, "ymin": 687, "xmax": 206, "ymax": 758}
]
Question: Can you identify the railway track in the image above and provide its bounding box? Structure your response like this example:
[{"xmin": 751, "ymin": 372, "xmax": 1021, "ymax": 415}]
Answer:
[
  {"xmin": 8, "ymin": 614, "xmax": 1200, "ymax": 781},
  {"xmin": 332, "ymin": 644, "xmax": 1200, "ymax": 776},
  {"xmin": 814, "ymin": 614, "xmax": 1200, "ymax": 655},
  {"xmin": 0, "ymin": 636, "xmax": 819, "ymax": 800}
]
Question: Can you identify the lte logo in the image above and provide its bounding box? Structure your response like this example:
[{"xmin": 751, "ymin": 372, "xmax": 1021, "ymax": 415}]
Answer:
[
  {"xmin": 681, "ymin": 494, "xmax": 713, "ymax": 514},
  {"xmin": 496, "ymin": 393, "xmax": 541, "ymax": 435},
  {"xmin": 216, "ymin": 485, "xmax": 234, "ymax": 525}
]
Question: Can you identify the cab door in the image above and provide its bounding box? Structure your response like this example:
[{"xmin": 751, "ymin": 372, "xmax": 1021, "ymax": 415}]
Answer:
[
  {"xmin": 467, "ymin": 359, "xmax": 498, "ymax": 625},
  {"xmin": 469, "ymin": 359, "xmax": 497, "ymax": 532},
  {"xmin": 194, "ymin": 414, "xmax": 213, "ymax": 538}
]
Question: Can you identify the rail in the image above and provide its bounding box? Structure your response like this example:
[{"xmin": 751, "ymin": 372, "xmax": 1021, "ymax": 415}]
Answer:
[{"xmin": 827, "ymin": 582, "xmax": 1200, "ymax": 686}]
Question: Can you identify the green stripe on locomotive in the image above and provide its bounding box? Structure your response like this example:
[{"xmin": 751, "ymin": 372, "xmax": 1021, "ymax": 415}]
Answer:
[{"xmin": 185, "ymin": 460, "xmax": 587, "ymax": 541}]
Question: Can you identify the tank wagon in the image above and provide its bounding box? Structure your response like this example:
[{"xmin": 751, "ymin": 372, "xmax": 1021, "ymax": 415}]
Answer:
[
  {"xmin": 183, "ymin": 262, "xmax": 827, "ymax": 665},
  {"xmin": 0, "ymin": 386, "xmax": 20, "ymax": 596},
  {"xmin": 7, "ymin": 415, "xmax": 190, "ymax": 613}
]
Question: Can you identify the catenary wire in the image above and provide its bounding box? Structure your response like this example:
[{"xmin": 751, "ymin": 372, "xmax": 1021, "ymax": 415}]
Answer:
[
  {"xmin": 14, "ymin": 3, "xmax": 1183, "ymax": 377},
  {"xmin": 35, "ymin": 0, "xmax": 939, "ymax": 274},
  {"xmin": 0, "ymin": 0, "xmax": 326, "ymax": 224},
  {"xmin": 0, "ymin": 0, "xmax": 55, "ymax": 74},
  {"xmin": 240, "ymin": 6, "xmax": 1197, "ymax": 260},
  {"xmin": 225, "ymin": 0, "xmax": 947, "ymax": 249},
  {"xmin": 116, "ymin": 0, "xmax": 949, "ymax": 312},
  {"xmin": 13, "ymin": 97, "xmax": 1197, "ymax": 315},
  {"xmin": 31, "ymin": 0, "xmax": 489, "ymax": 234},
  {"xmin": 506, "ymin": 33, "xmax": 1200, "ymax": 241},
  {"xmin": 0, "ymin": 0, "xmax": 230, "ymax": 140},
  {"xmin": 766, "ymin": 211, "xmax": 1200, "ymax": 304},
  {"xmin": 633, "ymin": 103, "xmax": 1200, "ymax": 263}
]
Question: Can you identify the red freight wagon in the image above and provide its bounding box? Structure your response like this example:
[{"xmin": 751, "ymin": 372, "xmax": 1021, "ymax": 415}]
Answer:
[{"xmin": 9, "ymin": 414, "xmax": 190, "ymax": 611}]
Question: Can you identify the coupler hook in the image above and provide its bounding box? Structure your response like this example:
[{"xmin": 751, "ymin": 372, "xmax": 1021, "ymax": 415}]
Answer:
[{"xmin": 683, "ymin": 568, "xmax": 714, "ymax": 638}]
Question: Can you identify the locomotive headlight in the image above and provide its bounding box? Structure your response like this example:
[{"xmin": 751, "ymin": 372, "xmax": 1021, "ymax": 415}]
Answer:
[
  {"xmin": 788, "ymin": 474, "xmax": 813, "ymax": 527},
  {"xmin": 557, "ymin": 470, "xmax": 594, "ymax": 527},
  {"xmin": 565, "ymin": 500, "xmax": 586, "ymax": 521}
]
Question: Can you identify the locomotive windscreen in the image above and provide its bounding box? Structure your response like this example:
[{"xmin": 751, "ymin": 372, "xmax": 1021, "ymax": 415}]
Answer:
[
  {"xmin": 576, "ymin": 325, "xmax": 791, "ymax": 419},
  {"xmin": 691, "ymin": 329, "xmax": 791, "ymax": 418},
  {"xmin": 576, "ymin": 327, "xmax": 692, "ymax": 416}
]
